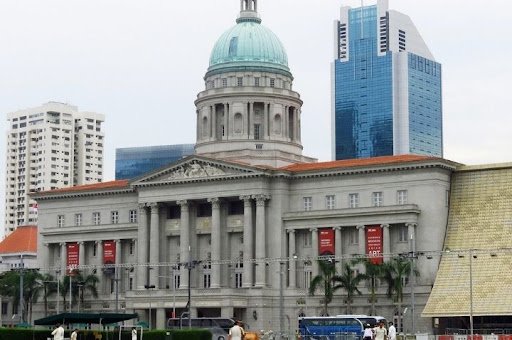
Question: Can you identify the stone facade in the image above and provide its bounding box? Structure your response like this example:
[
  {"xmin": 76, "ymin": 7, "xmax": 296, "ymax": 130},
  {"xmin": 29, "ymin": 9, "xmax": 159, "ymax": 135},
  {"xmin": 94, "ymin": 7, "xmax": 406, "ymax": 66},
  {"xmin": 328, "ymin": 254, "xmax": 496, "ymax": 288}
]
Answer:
[{"xmin": 34, "ymin": 155, "xmax": 458, "ymax": 332}]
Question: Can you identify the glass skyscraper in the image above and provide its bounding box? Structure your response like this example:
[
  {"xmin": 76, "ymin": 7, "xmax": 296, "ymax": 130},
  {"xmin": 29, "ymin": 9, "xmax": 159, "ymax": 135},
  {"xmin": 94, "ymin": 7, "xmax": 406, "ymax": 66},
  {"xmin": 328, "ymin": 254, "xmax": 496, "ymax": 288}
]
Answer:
[
  {"xmin": 332, "ymin": 0, "xmax": 443, "ymax": 160},
  {"xmin": 115, "ymin": 144, "xmax": 195, "ymax": 179}
]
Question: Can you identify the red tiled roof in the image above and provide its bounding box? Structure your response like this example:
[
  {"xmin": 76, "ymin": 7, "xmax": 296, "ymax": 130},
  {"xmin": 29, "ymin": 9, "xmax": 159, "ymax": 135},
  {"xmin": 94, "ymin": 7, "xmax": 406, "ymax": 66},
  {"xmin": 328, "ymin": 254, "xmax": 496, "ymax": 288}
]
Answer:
[
  {"xmin": 0, "ymin": 225, "xmax": 37, "ymax": 254},
  {"xmin": 280, "ymin": 155, "xmax": 439, "ymax": 172},
  {"xmin": 40, "ymin": 180, "xmax": 130, "ymax": 194}
]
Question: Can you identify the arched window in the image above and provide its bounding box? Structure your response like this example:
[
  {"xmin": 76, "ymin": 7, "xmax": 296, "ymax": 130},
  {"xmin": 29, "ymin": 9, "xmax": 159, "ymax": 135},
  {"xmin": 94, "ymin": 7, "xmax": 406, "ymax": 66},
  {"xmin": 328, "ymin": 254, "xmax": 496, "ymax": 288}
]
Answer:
[{"xmin": 234, "ymin": 113, "xmax": 243, "ymax": 134}]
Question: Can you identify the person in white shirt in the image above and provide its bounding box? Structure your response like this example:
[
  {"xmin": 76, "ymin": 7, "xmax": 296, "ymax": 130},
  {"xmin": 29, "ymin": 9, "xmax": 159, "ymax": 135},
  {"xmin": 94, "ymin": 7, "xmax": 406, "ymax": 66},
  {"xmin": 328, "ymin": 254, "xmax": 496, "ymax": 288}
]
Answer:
[
  {"xmin": 132, "ymin": 327, "xmax": 138, "ymax": 340},
  {"xmin": 374, "ymin": 321, "xmax": 388, "ymax": 340},
  {"xmin": 363, "ymin": 324, "xmax": 374, "ymax": 340},
  {"xmin": 388, "ymin": 322, "xmax": 397, "ymax": 340},
  {"xmin": 70, "ymin": 329, "xmax": 79, "ymax": 340},
  {"xmin": 228, "ymin": 320, "xmax": 245, "ymax": 340},
  {"xmin": 51, "ymin": 323, "xmax": 65, "ymax": 340}
]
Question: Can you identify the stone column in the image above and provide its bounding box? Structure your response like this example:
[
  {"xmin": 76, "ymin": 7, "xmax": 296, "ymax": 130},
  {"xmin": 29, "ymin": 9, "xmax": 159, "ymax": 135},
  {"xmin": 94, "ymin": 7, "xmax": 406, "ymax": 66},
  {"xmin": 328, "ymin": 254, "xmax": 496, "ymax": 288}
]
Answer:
[
  {"xmin": 137, "ymin": 204, "xmax": 149, "ymax": 289},
  {"xmin": 60, "ymin": 243, "xmax": 67, "ymax": 274},
  {"xmin": 224, "ymin": 103, "xmax": 229, "ymax": 139},
  {"xmin": 97, "ymin": 241, "xmax": 104, "ymax": 293},
  {"xmin": 381, "ymin": 224, "xmax": 391, "ymax": 262},
  {"xmin": 288, "ymin": 230, "xmax": 296, "ymax": 288},
  {"xmin": 208, "ymin": 198, "xmax": 221, "ymax": 288},
  {"xmin": 78, "ymin": 242, "xmax": 85, "ymax": 270},
  {"xmin": 241, "ymin": 195, "xmax": 254, "ymax": 288},
  {"xmin": 284, "ymin": 105, "xmax": 289, "ymax": 139},
  {"xmin": 311, "ymin": 228, "xmax": 319, "ymax": 278},
  {"xmin": 334, "ymin": 227, "xmax": 342, "ymax": 269},
  {"xmin": 407, "ymin": 223, "xmax": 417, "ymax": 253},
  {"xmin": 149, "ymin": 203, "xmax": 160, "ymax": 287},
  {"xmin": 263, "ymin": 102, "xmax": 269, "ymax": 139},
  {"xmin": 357, "ymin": 225, "xmax": 366, "ymax": 255},
  {"xmin": 254, "ymin": 194, "xmax": 269, "ymax": 287},
  {"xmin": 40, "ymin": 243, "xmax": 50, "ymax": 271},
  {"xmin": 211, "ymin": 106, "xmax": 216, "ymax": 140},
  {"xmin": 115, "ymin": 239, "xmax": 122, "ymax": 288},
  {"xmin": 178, "ymin": 200, "xmax": 190, "ymax": 289},
  {"xmin": 248, "ymin": 102, "xmax": 254, "ymax": 138},
  {"xmin": 156, "ymin": 308, "xmax": 166, "ymax": 330}
]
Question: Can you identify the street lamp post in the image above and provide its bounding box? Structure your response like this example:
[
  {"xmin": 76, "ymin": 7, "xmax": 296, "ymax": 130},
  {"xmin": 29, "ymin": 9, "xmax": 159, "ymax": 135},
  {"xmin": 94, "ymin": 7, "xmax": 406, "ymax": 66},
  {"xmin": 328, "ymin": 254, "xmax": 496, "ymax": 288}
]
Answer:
[{"xmin": 144, "ymin": 284, "xmax": 156, "ymax": 329}]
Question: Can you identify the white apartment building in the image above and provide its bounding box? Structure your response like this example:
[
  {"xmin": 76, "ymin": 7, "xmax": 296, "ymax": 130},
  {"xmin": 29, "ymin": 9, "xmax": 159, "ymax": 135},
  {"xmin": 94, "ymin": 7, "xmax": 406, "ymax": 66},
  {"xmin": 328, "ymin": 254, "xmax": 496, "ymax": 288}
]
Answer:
[{"xmin": 4, "ymin": 102, "xmax": 105, "ymax": 235}]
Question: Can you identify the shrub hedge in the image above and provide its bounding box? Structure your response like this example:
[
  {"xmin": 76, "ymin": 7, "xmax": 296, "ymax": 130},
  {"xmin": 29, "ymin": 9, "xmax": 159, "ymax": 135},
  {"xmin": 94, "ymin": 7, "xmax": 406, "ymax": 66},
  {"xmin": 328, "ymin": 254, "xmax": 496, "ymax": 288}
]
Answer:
[{"xmin": 0, "ymin": 328, "xmax": 212, "ymax": 340}]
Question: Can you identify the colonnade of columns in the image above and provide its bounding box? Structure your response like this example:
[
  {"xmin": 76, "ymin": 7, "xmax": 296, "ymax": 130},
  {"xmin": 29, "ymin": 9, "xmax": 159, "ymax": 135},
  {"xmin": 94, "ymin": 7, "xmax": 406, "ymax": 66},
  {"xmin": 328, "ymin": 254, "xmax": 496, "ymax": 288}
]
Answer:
[
  {"xmin": 136, "ymin": 194, "xmax": 271, "ymax": 290},
  {"xmin": 203, "ymin": 102, "xmax": 300, "ymax": 143},
  {"xmin": 285, "ymin": 223, "xmax": 417, "ymax": 288}
]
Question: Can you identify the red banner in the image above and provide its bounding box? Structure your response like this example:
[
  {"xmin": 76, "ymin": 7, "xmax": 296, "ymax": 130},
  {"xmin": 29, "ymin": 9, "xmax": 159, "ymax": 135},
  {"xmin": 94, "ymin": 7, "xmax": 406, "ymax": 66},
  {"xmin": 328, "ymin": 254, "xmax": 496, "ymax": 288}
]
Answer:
[
  {"xmin": 67, "ymin": 242, "xmax": 79, "ymax": 275},
  {"xmin": 103, "ymin": 240, "xmax": 116, "ymax": 265},
  {"xmin": 366, "ymin": 226, "xmax": 383, "ymax": 265},
  {"xmin": 319, "ymin": 229, "xmax": 335, "ymax": 256}
]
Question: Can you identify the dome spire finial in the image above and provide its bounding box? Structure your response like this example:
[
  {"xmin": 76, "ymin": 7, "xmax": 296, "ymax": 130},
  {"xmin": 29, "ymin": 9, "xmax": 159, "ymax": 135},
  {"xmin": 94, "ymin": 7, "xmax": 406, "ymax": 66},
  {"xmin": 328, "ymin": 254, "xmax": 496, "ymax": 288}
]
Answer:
[{"xmin": 237, "ymin": 0, "xmax": 261, "ymax": 23}]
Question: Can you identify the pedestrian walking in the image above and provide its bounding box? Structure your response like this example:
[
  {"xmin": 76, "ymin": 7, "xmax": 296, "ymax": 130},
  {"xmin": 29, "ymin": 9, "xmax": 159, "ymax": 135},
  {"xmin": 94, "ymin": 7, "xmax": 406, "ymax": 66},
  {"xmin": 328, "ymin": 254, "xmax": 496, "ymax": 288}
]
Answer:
[
  {"xmin": 363, "ymin": 324, "xmax": 374, "ymax": 340},
  {"xmin": 374, "ymin": 321, "xmax": 388, "ymax": 340},
  {"xmin": 132, "ymin": 327, "xmax": 138, "ymax": 340},
  {"xmin": 228, "ymin": 320, "xmax": 245, "ymax": 340},
  {"xmin": 51, "ymin": 323, "xmax": 65, "ymax": 340},
  {"xmin": 71, "ymin": 329, "xmax": 79, "ymax": 340},
  {"xmin": 388, "ymin": 322, "xmax": 397, "ymax": 340}
]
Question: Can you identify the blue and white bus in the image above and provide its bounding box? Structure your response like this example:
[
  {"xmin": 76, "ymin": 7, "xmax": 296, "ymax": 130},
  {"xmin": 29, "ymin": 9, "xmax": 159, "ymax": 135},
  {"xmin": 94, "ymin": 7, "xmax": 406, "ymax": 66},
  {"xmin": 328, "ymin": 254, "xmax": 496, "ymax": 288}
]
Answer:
[{"xmin": 298, "ymin": 315, "xmax": 387, "ymax": 340}]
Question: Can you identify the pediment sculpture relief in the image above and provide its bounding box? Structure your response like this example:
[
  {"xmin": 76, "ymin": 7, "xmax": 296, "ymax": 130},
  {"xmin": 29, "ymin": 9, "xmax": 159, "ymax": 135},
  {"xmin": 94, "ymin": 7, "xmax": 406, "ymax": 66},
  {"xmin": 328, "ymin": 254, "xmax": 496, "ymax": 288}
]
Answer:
[{"xmin": 164, "ymin": 161, "xmax": 230, "ymax": 180}]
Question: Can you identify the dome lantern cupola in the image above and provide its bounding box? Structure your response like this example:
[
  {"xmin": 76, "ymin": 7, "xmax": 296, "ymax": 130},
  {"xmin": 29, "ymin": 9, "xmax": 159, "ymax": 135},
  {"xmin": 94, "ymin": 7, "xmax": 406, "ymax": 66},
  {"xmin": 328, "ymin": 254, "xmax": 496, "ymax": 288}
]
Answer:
[{"xmin": 237, "ymin": 0, "xmax": 261, "ymax": 24}]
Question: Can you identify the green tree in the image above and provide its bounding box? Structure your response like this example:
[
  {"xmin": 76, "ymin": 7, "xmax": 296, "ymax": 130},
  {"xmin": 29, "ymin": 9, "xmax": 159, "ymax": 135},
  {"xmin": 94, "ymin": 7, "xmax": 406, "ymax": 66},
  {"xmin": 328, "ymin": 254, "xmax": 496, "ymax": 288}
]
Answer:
[
  {"xmin": 60, "ymin": 271, "xmax": 99, "ymax": 312},
  {"xmin": 333, "ymin": 262, "xmax": 366, "ymax": 314},
  {"xmin": 0, "ymin": 270, "xmax": 45, "ymax": 323},
  {"xmin": 309, "ymin": 260, "xmax": 341, "ymax": 316},
  {"xmin": 356, "ymin": 258, "xmax": 385, "ymax": 316},
  {"xmin": 381, "ymin": 257, "xmax": 419, "ymax": 331},
  {"xmin": 40, "ymin": 273, "xmax": 58, "ymax": 317}
]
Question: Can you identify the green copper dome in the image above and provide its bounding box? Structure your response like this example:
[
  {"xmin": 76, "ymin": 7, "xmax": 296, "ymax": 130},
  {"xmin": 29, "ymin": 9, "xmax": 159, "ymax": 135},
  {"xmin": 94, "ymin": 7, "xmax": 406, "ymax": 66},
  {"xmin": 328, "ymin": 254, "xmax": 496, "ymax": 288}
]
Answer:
[{"xmin": 207, "ymin": 16, "xmax": 291, "ymax": 77}]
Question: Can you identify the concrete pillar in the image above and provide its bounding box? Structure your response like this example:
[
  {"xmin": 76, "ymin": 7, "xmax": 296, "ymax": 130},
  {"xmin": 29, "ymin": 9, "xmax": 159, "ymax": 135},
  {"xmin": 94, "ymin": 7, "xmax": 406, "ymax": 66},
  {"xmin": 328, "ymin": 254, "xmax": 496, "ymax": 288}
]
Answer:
[
  {"xmin": 115, "ymin": 239, "xmax": 122, "ymax": 288},
  {"xmin": 284, "ymin": 105, "xmax": 289, "ymax": 139},
  {"xmin": 149, "ymin": 203, "xmax": 160, "ymax": 287},
  {"xmin": 41, "ymin": 243, "xmax": 50, "ymax": 271},
  {"xmin": 288, "ymin": 230, "xmax": 296, "ymax": 288},
  {"xmin": 334, "ymin": 227, "xmax": 342, "ymax": 269},
  {"xmin": 264, "ymin": 102, "xmax": 269, "ymax": 139},
  {"xmin": 254, "ymin": 194, "xmax": 269, "ymax": 287},
  {"xmin": 156, "ymin": 308, "xmax": 166, "ymax": 330},
  {"xmin": 178, "ymin": 200, "xmax": 190, "ymax": 289},
  {"xmin": 60, "ymin": 243, "xmax": 66, "ymax": 274},
  {"xmin": 97, "ymin": 241, "xmax": 104, "ymax": 293},
  {"xmin": 211, "ymin": 106, "xmax": 216, "ymax": 140},
  {"xmin": 407, "ymin": 223, "xmax": 417, "ymax": 253},
  {"xmin": 241, "ymin": 195, "xmax": 254, "ymax": 288},
  {"xmin": 224, "ymin": 103, "xmax": 229, "ymax": 139},
  {"xmin": 137, "ymin": 204, "xmax": 149, "ymax": 289},
  {"xmin": 208, "ymin": 198, "xmax": 221, "ymax": 288},
  {"xmin": 78, "ymin": 242, "xmax": 85, "ymax": 270},
  {"xmin": 357, "ymin": 225, "xmax": 366, "ymax": 255},
  {"xmin": 248, "ymin": 102, "xmax": 254, "ymax": 138},
  {"xmin": 382, "ymin": 224, "xmax": 391, "ymax": 262},
  {"xmin": 311, "ymin": 228, "xmax": 319, "ymax": 278}
]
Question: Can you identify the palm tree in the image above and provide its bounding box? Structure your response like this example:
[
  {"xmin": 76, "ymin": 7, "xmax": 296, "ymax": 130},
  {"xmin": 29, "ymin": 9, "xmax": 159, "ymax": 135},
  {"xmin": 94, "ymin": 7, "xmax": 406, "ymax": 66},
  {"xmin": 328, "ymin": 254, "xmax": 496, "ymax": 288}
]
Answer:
[
  {"xmin": 0, "ymin": 270, "xmax": 45, "ymax": 323},
  {"xmin": 356, "ymin": 258, "xmax": 384, "ymax": 316},
  {"xmin": 309, "ymin": 260, "xmax": 341, "ymax": 316},
  {"xmin": 40, "ymin": 273, "xmax": 58, "ymax": 317},
  {"xmin": 60, "ymin": 271, "xmax": 99, "ymax": 312},
  {"xmin": 22, "ymin": 270, "xmax": 45, "ymax": 323},
  {"xmin": 381, "ymin": 257, "xmax": 419, "ymax": 332},
  {"xmin": 333, "ymin": 262, "xmax": 366, "ymax": 314}
]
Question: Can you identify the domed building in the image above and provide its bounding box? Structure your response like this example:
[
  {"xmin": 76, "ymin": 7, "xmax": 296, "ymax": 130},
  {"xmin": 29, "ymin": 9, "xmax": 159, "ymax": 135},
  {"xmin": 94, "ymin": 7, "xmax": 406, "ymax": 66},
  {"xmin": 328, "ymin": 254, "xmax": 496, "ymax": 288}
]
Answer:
[
  {"xmin": 33, "ymin": 0, "xmax": 459, "ymax": 334},
  {"xmin": 195, "ymin": 0, "xmax": 316, "ymax": 167}
]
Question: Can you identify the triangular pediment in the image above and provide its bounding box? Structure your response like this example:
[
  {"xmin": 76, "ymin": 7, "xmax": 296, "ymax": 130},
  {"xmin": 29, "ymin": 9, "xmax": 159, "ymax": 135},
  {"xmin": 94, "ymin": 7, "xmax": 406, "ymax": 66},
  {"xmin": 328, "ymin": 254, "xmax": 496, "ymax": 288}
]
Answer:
[{"xmin": 132, "ymin": 156, "xmax": 267, "ymax": 185}]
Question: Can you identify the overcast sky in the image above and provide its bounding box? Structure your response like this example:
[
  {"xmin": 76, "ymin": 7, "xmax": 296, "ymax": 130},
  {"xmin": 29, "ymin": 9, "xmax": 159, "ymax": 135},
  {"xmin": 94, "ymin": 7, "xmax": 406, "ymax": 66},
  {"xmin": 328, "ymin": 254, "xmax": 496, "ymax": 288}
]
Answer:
[{"xmin": 1, "ymin": 0, "xmax": 512, "ymax": 230}]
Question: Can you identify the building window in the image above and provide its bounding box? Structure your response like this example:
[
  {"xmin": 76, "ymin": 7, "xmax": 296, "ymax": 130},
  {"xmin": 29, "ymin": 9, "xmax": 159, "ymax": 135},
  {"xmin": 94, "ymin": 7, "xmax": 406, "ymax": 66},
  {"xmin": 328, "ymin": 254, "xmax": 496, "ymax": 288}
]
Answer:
[
  {"xmin": 57, "ymin": 215, "xmax": 65, "ymax": 228},
  {"xmin": 93, "ymin": 243, "xmax": 97, "ymax": 257},
  {"xmin": 349, "ymin": 193, "xmax": 359, "ymax": 208},
  {"xmin": 129, "ymin": 277, "xmax": 134, "ymax": 291},
  {"xmin": 222, "ymin": 78, "xmax": 228, "ymax": 87},
  {"xmin": 235, "ymin": 272, "xmax": 243, "ymax": 288},
  {"xmin": 75, "ymin": 213, "xmax": 82, "ymax": 226},
  {"xmin": 93, "ymin": 212, "xmax": 101, "ymax": 225},
  {"xmin": 129, "ymin": 209, "xmax": 137, "ymax": 223},
  {"xmin": 372, "ymin": 192, "xmax": 383, "ymax": 207},
  {"xmin": 111, "ymin": 211, "xmax": 119, "ymax": 224},
  {"xmin": 167, "ymin": 206, "xmax": 181, "ymax": 219},
  {"xmin": 270, "ymin": 78, "xmax": 275, "ymax": 87},
  {"xmin": 1, "ymin": 302, "xmax": 8, "ymax": 315},
  {"xmin": 302, "ymin": 270, "xmax": 312, "ymax": 290},
  {"xmin": 398, "ymin": 225, "xmax": 408, "ymax": 242},
  {"xmin": 174, "ymin": 274, "xmax": 181, "ymax": 289},
  {"xmin": 203, "ymin": 273, "xmax": 211, "ymax": 288},
  {"xmin": 254, "ymin": 77, "xmax": 260, "ymax": 87},
  {"xmin": 303, "ymin": 232, "xmax": 312, "ymax": 247},
  {"xmin": 254, "ymin": 124, "xmax": 261, "ymax": 140},
  {"xmin": 326, "ymin": 195, "xmax": 335, "ymax": 210},
  {"xmin": 129, "ymin": 240, "xmax": 135, "ymax": 255},
  {"xmin": 228, "ymin": 201, "xmax": 244, "ymax": 215},
  {"xmin": 197, "ymin": 203, "xmax": 212, "ymax": 217},
  {"xmin": 397, "ymin": 190, "xmax": 408, "ymax": 205},
  {"xmin": 303, "ymin": 197, "xmax": 312, "ymax": 211},
  {"xmin": 237, "ymin": 77, "xmax": 243, "ymax": 87},
  {"xmin": 349, "ymin": 228, "xmax": 359, "ymax": 245}
]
